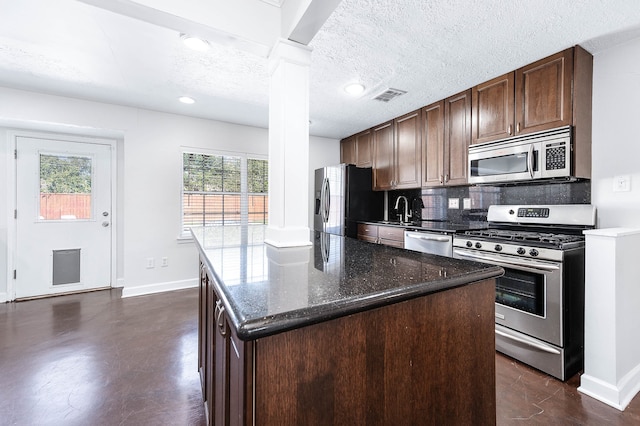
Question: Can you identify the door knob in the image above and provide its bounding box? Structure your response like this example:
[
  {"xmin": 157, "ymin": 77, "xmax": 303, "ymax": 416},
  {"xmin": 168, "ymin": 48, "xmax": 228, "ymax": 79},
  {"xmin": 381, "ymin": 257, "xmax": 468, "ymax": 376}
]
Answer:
[{"xmin": 102, "ymin": 221, "xmax": 110, "ymax": 227}]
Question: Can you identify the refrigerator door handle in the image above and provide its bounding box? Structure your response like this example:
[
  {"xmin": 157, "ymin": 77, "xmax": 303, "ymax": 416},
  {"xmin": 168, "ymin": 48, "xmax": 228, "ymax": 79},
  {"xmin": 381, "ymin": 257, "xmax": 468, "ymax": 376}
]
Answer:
[
  {"xmin": 323, "ymin": 177, "xmax": 331, "ymax": 223},
  {"xmin": 321, "ymin": 177, "xmax": 330, "ymax": 223}
]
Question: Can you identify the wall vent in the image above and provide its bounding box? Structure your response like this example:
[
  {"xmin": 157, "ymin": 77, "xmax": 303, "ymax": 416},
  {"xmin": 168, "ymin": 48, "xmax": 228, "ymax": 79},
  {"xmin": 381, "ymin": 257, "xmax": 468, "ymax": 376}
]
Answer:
[{"xmin": 372, "ymin": 88, "xmax": 407, "ymax": 102}]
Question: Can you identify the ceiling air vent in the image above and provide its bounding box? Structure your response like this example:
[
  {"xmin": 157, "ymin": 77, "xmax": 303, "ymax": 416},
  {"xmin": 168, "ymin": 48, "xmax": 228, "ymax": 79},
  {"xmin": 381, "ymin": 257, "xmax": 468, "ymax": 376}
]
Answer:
[{"xmin": 373, "ymin": 88, "xmax": 407, "ymax": 102}]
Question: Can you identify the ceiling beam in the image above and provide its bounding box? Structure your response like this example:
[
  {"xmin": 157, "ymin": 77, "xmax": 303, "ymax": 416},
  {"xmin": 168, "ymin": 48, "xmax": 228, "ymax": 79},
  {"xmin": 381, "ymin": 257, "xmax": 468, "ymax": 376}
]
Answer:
[
  {"xmin": 77, "ymin": 0, "xmax": 273, "ymax": 57},
  {"xmin": 283, "ymin": 0, "xmax": 343, "ymax": 45}
]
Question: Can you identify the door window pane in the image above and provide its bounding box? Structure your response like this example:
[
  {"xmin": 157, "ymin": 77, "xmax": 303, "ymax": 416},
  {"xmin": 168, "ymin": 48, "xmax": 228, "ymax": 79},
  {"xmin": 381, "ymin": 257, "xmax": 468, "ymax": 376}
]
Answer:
[{"xmin": 39, "ymin": 154, "xmax": 92, "ymax": 220}]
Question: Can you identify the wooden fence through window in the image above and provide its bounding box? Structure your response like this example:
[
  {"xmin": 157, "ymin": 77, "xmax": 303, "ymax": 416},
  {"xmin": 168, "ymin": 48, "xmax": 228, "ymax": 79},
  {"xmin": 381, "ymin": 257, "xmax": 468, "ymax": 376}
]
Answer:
[
  {"xmin": 40, "ymin": 193, "xmax": 91, "ymax": 220},
  {"xmin": 183, "ymin": 193, "xmax": 268, "ymax": 226}
]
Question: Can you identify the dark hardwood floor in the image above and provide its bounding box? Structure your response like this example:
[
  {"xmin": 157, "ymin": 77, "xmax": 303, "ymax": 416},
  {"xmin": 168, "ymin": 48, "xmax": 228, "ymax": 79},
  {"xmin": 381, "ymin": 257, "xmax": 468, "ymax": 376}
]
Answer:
[{"xmin": 1, "ymin": 288, "xmax": 639, "ymax": 425}]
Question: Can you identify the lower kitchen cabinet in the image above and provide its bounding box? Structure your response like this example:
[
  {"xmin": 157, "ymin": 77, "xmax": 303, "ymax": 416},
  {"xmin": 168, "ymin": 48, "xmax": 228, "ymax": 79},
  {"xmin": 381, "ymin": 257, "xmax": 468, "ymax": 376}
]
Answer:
[
  {"xmin": 199, "ymin": 258, "xmax": 496, "ymax": 425},
  {"xmin": 200, "ymin": 261, "xmax": 252, "ymax": 426},
  {"xmin": 194, "ymin": 226, "xmax": 502, "ymax": 426},
  {"xmin": 357, "ymin": 223, "xmax": 404, "ymax": 248}
]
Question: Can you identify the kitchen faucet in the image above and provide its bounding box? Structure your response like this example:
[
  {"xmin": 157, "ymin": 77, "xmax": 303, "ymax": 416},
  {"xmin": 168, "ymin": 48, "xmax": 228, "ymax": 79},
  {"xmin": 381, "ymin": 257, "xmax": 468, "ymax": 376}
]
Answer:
[{"xmin": 393, "ymin": 196, "xmax": 412, "ymax": 223}]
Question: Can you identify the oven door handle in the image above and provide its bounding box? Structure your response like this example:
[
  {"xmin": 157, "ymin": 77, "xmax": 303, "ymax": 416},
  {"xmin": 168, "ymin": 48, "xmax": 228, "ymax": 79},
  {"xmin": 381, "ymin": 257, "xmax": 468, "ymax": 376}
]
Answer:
[
  {"xmin": 453, "ymin": 249, "xmax": 560, "ymax": 272},
  {"xmin": 495, "ymin": 327, "xmax": 561, "ymax": 355}
]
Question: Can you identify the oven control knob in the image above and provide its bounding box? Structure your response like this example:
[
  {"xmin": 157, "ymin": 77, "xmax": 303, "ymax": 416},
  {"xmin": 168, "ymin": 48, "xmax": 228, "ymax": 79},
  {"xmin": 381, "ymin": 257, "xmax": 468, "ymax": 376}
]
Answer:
[
  {"xmin": 494, "ymin": 244, "xmax": 502, "ymax": 252},
  {"xmin": 466, "ymin": 241, "xmax": 473, "ymax": 248},
  {"xmin": 529, "ymin": 249, "xmax": 539, "ymax": 257},
  {"xmin": 475, "ymin": 242, "xmax": 482, "ymax": 249},
  {"xmin": 517, "ymin": 247, "xmax": 526, "ymax": 255}
]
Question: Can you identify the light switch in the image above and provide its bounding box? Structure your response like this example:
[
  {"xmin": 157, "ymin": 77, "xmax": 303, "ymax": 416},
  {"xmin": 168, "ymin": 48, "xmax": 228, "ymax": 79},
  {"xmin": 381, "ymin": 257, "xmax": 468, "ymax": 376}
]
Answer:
[
  {"xmin": 613, "ymin": 175, "xmax": 631, "ymax": 192},
  {"xmin": 463, "ymin": 198, "xmax": 471, "ymax": 209},
  {"xmin": 448, "ymin": 198, "xmax": 459, "ymax": 209}
]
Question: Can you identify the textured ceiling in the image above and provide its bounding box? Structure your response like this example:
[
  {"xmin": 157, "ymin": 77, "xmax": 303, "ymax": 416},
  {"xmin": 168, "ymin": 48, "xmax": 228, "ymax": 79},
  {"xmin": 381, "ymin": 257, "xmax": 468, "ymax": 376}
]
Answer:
[{"xmin": 1, "ymin": 0, "xmax": 640, "ymax": 139}]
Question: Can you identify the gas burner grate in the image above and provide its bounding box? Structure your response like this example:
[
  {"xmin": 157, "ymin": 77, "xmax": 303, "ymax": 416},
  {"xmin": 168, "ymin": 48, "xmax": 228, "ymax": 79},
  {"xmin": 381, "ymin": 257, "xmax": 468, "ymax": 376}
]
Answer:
[{"xmin": 464, "ymin": 229, "xmax": 585, "ymax": 246}]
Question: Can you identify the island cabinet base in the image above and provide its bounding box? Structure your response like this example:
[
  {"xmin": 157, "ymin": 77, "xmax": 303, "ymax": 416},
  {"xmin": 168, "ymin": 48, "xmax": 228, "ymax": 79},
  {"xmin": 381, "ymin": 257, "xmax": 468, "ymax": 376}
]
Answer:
[{"xmin": 201, "ymin": 277, "xmax": 497, "ymax": 425}]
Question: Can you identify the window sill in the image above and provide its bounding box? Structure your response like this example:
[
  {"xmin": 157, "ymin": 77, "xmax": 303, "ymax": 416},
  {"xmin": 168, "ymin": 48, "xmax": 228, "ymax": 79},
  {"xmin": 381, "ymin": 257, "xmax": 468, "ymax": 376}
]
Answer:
[{"xmin": 177, "ymin": 233, "xmax": 194, "ymax": 244}]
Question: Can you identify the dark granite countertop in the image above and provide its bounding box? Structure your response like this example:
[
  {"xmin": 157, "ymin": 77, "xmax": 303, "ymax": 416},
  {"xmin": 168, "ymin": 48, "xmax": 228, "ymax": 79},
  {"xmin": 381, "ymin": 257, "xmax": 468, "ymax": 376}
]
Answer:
[
  {"xmin": 192, "ymin": 226, "xmax": 503, "ymax": 341},
  {"xmin": 360, "ymin": 220, "xmax": 490, "ymax": 233}
]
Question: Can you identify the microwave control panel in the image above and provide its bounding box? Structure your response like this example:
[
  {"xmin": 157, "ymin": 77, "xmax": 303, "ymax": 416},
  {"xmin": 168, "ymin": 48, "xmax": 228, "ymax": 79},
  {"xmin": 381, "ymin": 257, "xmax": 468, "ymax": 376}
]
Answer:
[{"xmin": 545, "ymin": 141, "xmax": 567, "ymax": 170}]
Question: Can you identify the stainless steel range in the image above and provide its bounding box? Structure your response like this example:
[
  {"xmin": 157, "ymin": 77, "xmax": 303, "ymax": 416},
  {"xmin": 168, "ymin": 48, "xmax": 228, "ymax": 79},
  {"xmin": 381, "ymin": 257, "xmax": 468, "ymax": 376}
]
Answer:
[{"xmin": 453, "ymin": 204, "xmax": 596, "ymax": 380}]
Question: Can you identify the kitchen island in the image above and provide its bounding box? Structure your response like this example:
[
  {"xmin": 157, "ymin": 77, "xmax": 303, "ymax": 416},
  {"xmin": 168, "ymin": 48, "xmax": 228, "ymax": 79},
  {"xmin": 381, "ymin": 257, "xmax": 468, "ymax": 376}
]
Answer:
[{"xmin": 192, "ymin": 225, "xmax": 503, "ymax": 426}]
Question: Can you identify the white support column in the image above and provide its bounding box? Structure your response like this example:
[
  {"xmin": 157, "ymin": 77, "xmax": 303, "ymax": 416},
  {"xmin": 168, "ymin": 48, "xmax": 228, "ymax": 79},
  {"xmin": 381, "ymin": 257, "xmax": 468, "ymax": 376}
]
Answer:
[
  {"xmin": 265, "ymin": 39, "xmax": 312, "ymax": 247},
  {"xmin": 579, "ymin": 228, "xmax": 640, "ymax": 411}
]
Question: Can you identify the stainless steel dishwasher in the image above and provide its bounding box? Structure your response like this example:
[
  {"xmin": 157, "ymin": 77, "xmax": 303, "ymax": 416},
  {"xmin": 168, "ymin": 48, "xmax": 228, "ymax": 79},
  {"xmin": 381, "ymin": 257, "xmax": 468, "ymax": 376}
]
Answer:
[{"xmin": 404, "ymin": 230, "xmax": 453, "ymax": 257}]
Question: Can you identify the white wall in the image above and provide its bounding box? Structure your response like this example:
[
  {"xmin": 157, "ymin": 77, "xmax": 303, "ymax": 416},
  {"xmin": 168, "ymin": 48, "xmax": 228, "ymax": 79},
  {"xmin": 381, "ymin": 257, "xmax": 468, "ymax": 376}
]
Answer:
[
  {"xmin": 592, "ymin": 36, "xmax": 640, "ymax": 228},
  {"xmin": 577, "ymin": 35, "xmax": 640, "ymax": 409},
  {"xmin": 0, "ymin": 87, "xmax": 338, "ymax": 300}
]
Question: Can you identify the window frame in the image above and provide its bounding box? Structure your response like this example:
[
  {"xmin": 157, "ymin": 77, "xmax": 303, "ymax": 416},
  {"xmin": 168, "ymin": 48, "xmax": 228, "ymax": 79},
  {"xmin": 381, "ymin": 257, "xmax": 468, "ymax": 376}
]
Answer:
[{"xmin": 179, "ymin": 147, "xmax": 268, "ymax": 241}]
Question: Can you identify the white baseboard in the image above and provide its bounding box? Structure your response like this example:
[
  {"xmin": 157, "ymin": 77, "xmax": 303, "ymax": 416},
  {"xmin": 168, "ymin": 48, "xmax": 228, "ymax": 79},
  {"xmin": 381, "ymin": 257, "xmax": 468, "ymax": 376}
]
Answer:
[
  {"xmin": 579, "ymin": 363, "xmax": 640, "ymax": 411},
  {"xmin": 121, "ymin": 278, "xmax": 198, "ymax": 298},
  {"xmin": 0, "ymin": 292, "xmax": 7, "ymax": 303}
]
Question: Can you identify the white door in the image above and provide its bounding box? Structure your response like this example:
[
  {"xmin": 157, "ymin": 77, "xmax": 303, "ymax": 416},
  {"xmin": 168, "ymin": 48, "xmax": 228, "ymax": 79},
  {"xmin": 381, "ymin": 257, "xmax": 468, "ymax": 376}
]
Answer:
[{"xmin": 15, "ymin": 136, "xmax": 112, "ymax": 299}]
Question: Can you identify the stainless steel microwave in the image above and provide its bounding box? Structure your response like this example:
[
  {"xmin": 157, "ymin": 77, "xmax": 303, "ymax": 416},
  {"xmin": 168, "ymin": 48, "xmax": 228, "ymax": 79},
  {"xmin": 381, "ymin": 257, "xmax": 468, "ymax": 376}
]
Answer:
[{"xmin": 468, "ymin": 126, "xmax": 572, "ymax": 184}]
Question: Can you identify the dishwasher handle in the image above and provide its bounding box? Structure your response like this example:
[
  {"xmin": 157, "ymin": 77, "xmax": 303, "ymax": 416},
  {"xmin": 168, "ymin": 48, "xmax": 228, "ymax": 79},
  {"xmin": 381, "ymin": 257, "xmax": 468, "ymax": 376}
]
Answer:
[{"xmin": 405, "ymin": 233, "xmax": 451, "ymax": 243}]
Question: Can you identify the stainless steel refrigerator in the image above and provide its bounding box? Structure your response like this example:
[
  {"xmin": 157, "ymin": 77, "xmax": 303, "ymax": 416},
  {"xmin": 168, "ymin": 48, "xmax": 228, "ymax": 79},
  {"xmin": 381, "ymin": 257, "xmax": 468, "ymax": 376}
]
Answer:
[{"xmin": 314, "ymin": 164, "xmax": 384, "ymax": 237}]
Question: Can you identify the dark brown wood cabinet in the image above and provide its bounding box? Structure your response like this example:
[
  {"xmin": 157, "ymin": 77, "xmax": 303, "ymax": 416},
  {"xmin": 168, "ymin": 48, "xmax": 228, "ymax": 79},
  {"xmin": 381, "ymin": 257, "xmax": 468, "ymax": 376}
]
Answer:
[
  {"xmin": 357, "ymin": 223, "xmax": 404, "ymax": 248},
  {"xmin": 471, "ymin": 72, "xmax": 515, "ymax": 144},
  {"xmin": 372, "ymin": 111, "xmax": 422, "ymax": 191},
  {"xmin": 343, "ymin": 45, "xmax": 592, "ymax": 186},
  {"xmin": 516, "ymin": 48, "xmax": 573, "ymax": 135},
  {"xmin": 200, "ymin": 261, "xmax": 251, "ymax": 426},
  {"xmin": 199, "ymin": 253, "xmax": 497, "ymax": 425},
  {"xmin": 394, "ymin": 110, "xmax": 422, "ymax": 188},
  {"xmin": 372, "ymin": 121, "xmax": 394, "ymax": 190},
  {"xmin": 422, "ymin": 100, "xmax": 444, "ymax": 187},
  {"xmin": 354, "ymin": 129, "xmax": 373, "ymax": 167},
  {"xmin": 423, "ymin": 90, "xmax": 471, "ymax": 187},
  {"xmin": 472, "ymin": 46, "xmax": 592, "ymax": 157},
  {"xmin": 340, "ymin": 130, "xmax": 373, "ymax": 167},
  {"xmin": 444, "ymin": 90, "xmax": 471, "ymax": 186},
  {"xmin": 340, "ymin": 136, "xmax": 356, "ymax": 165}
]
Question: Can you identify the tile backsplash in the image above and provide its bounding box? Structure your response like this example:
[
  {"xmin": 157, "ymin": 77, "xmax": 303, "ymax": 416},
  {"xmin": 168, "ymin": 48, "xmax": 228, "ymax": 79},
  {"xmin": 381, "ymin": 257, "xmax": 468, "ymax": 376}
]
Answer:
[{"xmin": 388, "ymin": 180, "xmax": 591, "ymax": 223}]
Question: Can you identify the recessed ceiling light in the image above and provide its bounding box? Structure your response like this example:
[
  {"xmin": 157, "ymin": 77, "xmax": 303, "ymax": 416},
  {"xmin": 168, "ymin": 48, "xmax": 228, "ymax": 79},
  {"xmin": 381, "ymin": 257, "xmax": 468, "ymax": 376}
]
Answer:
[
  {"xmin": 180, "ymin": 34, "xmax": 210, "ymax": 52},
  {"xmin": 344, "ymin": 83, "xmax": 365, "ymax": 95},
  {"xmin": 179, "ymin": 96, "xmax": 195, "ymax": 104}
]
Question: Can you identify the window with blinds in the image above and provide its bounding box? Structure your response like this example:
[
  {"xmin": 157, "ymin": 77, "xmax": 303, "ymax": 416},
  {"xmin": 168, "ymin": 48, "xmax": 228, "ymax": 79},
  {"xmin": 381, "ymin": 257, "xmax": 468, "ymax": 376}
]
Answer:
[{"xmin": 182, "ymin": 152, "xmax": 268, "ymax": 233}]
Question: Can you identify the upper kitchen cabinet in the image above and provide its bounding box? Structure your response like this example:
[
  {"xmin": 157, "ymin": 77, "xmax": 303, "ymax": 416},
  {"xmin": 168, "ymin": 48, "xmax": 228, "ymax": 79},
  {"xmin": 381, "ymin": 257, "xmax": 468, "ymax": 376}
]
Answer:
[
  {"xmin": 394, "ymin": 110, "xmax": 422, "ymax": 189},
  {"xmin": 372, "ymin": 121, "xmax": 394, "ymax": 190},
  {"xmin": 340, "ymin": 136, "xmax": 356, "ymax": 165},
  {"xmin": 422, "ymin": 101, "xmax": 444, "ymax": 187},
  {"xmin": 423, "ymin": 90, "xmax": 471, "ymax": 187},
  {"xmin": 340, "ymin": 130, "xmax": 373, "ymax": 167},
  {"xmin": 472, "ymin": 46, "xmax": 593, "ymax": 150},
  {"xmin": 372, "ymin": 111, "xmax": 422, "ymax": 190},
  {"xmin": 471, "ymin": 73, "xmax": 515, "ymax": 144},
  {"xmin": 515, "ymin": 48, "xmax": 573, "ymax": 135},
  {"xmin": 444, "ymin": 90, "xmax": 471, "ymax": 186},
  {"xmin": 355, "ymin": 129, "xmax": 373, "ymax": 168}
]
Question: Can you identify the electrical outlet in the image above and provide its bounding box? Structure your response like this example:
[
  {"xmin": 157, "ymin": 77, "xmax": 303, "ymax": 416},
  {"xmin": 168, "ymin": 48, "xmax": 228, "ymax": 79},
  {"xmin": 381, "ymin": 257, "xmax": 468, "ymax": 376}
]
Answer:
[
  {"xmin": 613, "ymin": 175, "xmax": 631, "ymax": 192},
  {"xmin": 463, "ymin": 198, "xmax": 471, "ymax": 209},
  {"xmin": 161, "ymin": 257, "xmax": 169, "ymax": 267},
  {"xmin": 448, "ymin": 198, "xmax": 459, "ymax": 209},
  {"xmin": 146, "ymin": 257, "xmax": 155, "ymax": 269}
]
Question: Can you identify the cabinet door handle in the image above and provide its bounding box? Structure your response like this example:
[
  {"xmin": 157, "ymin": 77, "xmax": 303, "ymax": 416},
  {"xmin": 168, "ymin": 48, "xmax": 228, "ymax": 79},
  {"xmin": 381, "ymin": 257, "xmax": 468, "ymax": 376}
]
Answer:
[
  {"xmin": 508, "ymin": 124, "xmax": 512, "ymax": 135},
  {"xmin": 216, "ymin": 300, "xmax": 228, "ymax": 337},
  {"xmin": 516, "ymin": 122, "xmax": 521, "ymax": 133},
  {"xmin": 444, "ymin": 174, "xmax": 449, "ymax": 183}
]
